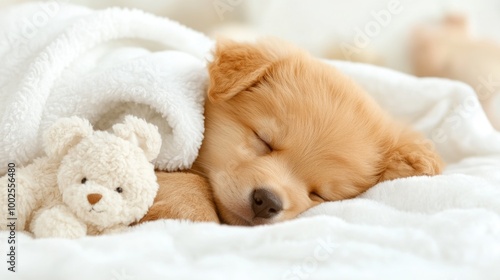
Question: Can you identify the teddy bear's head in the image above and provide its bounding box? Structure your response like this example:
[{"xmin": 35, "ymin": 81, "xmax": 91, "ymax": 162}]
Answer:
[{"xmin": 43, "ymin": 115, "xmax": 161, "ymax": 229}]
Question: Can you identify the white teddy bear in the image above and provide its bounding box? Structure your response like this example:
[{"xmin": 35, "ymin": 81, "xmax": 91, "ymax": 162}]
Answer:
[{"xmin": 0, "ymin": 115, "xmax": 161, "ymax": 238}]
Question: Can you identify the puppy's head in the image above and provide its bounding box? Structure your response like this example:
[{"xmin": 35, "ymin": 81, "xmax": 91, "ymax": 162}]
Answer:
[{"xmin": 196, "ymin": 39, "xmax": 443, "ymax": 226}]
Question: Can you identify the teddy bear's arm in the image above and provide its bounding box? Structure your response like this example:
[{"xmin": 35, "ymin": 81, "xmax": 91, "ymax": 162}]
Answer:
[
  {"xmin": 0, "ymin": 157, "xmax": 61, "ymax": 231},
  {"xmin": 30, "ymin": 205, "xmax": 87, "ymax": 239}
]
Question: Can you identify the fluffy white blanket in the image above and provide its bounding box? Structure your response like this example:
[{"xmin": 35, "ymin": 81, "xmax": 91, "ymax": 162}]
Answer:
[
  {"xmin": 1, "ymin": 3, "xmax": 500, "ymax": 280},
  {"xmin": 0, "ymin": 2, "xmax": 213, "ymax": 173}
]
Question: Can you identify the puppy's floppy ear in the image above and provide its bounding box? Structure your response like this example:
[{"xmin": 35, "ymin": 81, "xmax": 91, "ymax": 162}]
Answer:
[
  {"xmin": 379, "ymin": 129, "xmax": 444, "ymax": 182},
  {"xmin": 207, "ymin": 39, "xmax": 273, "ymax": 103}
]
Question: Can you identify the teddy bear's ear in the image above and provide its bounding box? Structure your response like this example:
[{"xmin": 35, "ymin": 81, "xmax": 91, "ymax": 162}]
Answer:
[
  {"xmin": 112, "ymin": 115, "xmax": 162, "ymax": 161},
  {"xmin": 44, "ymin": 116, "xmax": 94, "ymax": 158}
]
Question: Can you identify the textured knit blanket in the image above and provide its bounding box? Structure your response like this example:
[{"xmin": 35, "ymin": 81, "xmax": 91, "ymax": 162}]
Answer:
[{"xmin": 0, "ymin": 2, "xmax": 213, "ymax": 173}]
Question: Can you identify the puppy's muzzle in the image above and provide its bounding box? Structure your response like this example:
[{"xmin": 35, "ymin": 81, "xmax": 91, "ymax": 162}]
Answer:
[{"xmin": 251, "ymin": 188, "xmax": 282, "ymax": 219}]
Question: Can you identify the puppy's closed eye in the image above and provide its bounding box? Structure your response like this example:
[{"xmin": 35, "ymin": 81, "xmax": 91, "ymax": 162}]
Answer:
[
  {"xmin": 253, "ymin": 131, "xmax": 273, "ymax": 154},
  {"xmin": 309, "ymin": 192, "xmax": 326, "ymax": 203}
]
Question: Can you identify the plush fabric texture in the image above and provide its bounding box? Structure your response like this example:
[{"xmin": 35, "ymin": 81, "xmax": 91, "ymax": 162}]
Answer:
[
  {"xmin": 1, "ymin": 60, "xmax": 499, "ymax": 279},
  {"xmin": 0, "ymin": 2, "xmax": 213, "ymax": 173},
  {"xmin": 0, "ymin": 116, "xmax": 161, "ymax": 238}
]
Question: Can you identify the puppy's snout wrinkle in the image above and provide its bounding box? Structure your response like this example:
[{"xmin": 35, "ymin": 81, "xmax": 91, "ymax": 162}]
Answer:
[{"xmin": 252, "ymin": 188, "xmax": 282, "ymax": 219}]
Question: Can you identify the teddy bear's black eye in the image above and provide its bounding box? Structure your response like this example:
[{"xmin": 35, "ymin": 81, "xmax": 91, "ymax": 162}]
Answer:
[
  {"xmin": 81, "ymin": 178, "xmax": 87, "ymax": 184},
  {"xmin": 116, "ymin": 187, "xmax": 123, "ymax": 193}
]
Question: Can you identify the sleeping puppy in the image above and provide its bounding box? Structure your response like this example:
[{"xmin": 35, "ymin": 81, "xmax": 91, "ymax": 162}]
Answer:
[
  {"xmin": 190, "ymin": 39, "xmax": 443, "ymax": 226},
  {"xmin": 148, "ymin": 39, "xmax": 443, "ymax": 226}
]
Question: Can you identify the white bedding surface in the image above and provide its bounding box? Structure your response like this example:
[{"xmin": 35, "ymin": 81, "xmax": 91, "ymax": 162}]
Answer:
[{"xmin": 1, "ymin": 4, "xmax": 500, "ymax": 280}]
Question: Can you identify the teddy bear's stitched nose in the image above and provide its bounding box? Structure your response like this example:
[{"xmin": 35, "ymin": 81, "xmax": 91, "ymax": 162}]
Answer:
[{"xmin": 87, "ymin": 193, "xmax": 102, "ymax": 205}]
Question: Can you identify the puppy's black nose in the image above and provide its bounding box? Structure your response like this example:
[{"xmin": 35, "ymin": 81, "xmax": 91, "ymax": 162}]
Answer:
[{"xmin": 252, "ymin": 189, "xmax": 282, "ymax": 219}]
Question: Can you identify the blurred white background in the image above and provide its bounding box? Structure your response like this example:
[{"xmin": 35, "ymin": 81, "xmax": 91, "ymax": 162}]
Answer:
[{"xmin": 1, "ymin": 0, "xmax": 499, "ymax": 73}]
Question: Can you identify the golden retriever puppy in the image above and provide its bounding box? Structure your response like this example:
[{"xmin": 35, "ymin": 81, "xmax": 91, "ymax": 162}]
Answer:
[{"xmin": 189, "ymin": 39, "xmax": 443, "ymax": 226}]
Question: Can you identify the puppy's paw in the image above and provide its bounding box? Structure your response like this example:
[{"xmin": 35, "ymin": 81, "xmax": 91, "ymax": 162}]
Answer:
[
  {"xmin": 404, "ymin": 150, "xmax": 442, "ymax": 176},
  {"xmin": 382, "ymin": 149, "xmax": 442, "ymax": 181},
  {"xmin": 380, "ymin": 132, "xmax": 444, "ymax": 182}
]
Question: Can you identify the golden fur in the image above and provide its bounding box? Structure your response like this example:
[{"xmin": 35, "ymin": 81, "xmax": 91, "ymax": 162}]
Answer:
[
  {"xmin": 139, "ymin": 172, "xmax": 219, "ymax": 223},
  {"xmin": 147, "ymin": 39, "xmax": 443, "ymax": 226}
]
